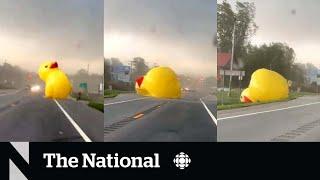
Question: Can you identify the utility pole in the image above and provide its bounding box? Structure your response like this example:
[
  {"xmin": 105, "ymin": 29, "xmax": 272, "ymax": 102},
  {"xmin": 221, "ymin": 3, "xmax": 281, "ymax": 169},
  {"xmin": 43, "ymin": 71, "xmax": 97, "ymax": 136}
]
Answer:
[
  {"xmin": 228, "ymin": 22, "xmax": 236, "ymax": 97},
  {"xmin": 129, "ymin": 60, "xmax": 134, "ymax": 90}
]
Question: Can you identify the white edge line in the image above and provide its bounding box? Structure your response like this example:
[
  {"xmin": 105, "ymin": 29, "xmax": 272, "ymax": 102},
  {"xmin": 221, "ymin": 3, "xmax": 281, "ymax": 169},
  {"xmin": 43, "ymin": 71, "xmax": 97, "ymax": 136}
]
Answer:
[
  {"xmin": 54, "ymin": 99, "xmax": 92, "ymax": 142},
  {"xmin": 201, "ymin": 94, "xmax": 213, "ymax": 99},
  {"xmin": 0, "ymin": 90, "xmax": 20, "ymax": 97},
  {"xmin": 104, "ymin": 97, "xmax": 150, "ymax": 106},
  {"xmin": 218, "ymin": 101, "xmax": 320, "ymax": 121},
  {"xmin": 200, "ymin": 98, "xmax": 217, "ymax": 126}
]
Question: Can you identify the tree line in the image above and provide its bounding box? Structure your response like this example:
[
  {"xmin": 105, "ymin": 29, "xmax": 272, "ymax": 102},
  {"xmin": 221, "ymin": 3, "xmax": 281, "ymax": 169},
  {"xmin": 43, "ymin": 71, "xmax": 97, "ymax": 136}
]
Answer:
[
  {"xmin": 0, "ymin": 62, "xmax": 27, "ymax": 89},
  {"xmin": 104, "ymin": 57, "xmax": 150, "ymax": 91},
  {"xmin": 218, "ymin": 0, "xmax": 317, "ymax": 91}
]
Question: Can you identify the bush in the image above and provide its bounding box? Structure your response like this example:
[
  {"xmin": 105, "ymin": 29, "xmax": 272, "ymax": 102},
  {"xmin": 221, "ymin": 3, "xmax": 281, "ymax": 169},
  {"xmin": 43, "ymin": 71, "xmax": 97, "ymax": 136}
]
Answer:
[
  {"xmin": 104, "ymin": 90, "xmax": 119, "ymax": 98},
  {"xmin": 88, "ymin": 102, "xmax": 103, "ymax": 112},
  {"xmin": 108, "ymin": 81, "xmax": 132, "ymax": 91}
]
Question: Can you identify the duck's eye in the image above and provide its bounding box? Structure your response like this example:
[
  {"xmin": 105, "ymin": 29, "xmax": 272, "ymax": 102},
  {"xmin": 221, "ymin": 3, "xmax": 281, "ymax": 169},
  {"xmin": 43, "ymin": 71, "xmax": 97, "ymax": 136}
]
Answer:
[{"xmin": 45, "ymin": 65, "xmax": 48, "ymax": 68}]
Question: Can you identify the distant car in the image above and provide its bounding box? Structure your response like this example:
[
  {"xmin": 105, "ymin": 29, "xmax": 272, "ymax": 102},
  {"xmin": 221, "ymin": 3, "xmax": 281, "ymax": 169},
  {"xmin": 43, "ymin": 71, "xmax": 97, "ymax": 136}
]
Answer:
[
  {"xmin": 182, "ymin": 87, "xmax": 195, "ymax": 92},
  {"xmin": 30, "ymin": 85, "xmax": 42, "ymax": 93}
]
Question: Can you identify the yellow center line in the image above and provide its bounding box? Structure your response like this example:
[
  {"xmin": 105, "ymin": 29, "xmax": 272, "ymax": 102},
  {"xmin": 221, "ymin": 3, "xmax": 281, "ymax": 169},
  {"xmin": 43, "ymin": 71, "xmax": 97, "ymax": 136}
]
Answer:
[{"xmin": 133, "ymin": 113, "xmax": 144, "ymax": 119}]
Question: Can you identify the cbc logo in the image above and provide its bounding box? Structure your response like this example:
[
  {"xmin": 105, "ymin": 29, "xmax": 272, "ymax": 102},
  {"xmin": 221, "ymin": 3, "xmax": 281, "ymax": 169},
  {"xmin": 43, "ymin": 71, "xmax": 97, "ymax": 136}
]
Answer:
[{"xmin": 173, "ymin": 152, "xmax": 191, "ymax": 169}]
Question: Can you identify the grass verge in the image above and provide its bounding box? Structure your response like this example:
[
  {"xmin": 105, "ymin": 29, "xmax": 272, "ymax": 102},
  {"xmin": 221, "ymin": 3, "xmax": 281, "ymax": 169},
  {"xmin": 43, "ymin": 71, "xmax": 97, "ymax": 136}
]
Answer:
[
  {"xmin": 104, "ymin": 89, "xmax": 121, "ymax": 98},
  {"xmin": 70, "ymin": 92, "xmax": 103, "ymax": 112},
  {"xmin": 104, "ymin": 89, "xmax": 134, "ymax": 98},
  {"xmin": 88, "ymin": 102, "xmax": 104, "ymax": 112},
  {"xmin": 217, "ymin": 90, "xmax": 318, "ymax": 111}
]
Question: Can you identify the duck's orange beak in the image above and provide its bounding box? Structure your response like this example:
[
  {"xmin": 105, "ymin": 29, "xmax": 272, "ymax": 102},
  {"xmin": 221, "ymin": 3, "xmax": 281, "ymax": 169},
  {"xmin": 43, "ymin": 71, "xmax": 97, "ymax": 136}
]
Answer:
[
  {"xmin": 50, "ymin": 62, "xmax": 58, "ymax": 69},
  {"xmin": 243, "ymin": 96, "xmax": 252, "ymax": 103},
  {"xmin": 136, "ymin": 76, "xmax": 144, "ymax": 87}
]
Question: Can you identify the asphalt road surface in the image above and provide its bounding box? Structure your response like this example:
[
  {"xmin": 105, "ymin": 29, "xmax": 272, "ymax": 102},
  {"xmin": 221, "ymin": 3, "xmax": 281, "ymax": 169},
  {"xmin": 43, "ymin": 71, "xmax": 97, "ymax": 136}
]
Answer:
[
  {"xmin": 218, "ymin": 95, "xmax": 320, "ymax": 142},
  {"xmin": 0, "ymin": 89, "xmax": 103, "ymax": 142},
  {"xmin": 104, "ymin": 91, "xmax": 217, "ymax": 142}
]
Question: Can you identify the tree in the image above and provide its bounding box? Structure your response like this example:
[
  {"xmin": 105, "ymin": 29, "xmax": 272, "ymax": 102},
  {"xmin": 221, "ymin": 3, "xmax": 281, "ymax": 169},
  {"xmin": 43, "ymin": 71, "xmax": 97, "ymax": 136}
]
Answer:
[
  {"xmin": 305, "ymin": 63, "xmax": 318, "ymax": 84},
  {"xmin": 131, "ymin": 57, "xmax": 149, "ymax": 81},
  {"xmin": 104, "ymin": 58, "xmax": 111, "ymax": 86},
  {"xmin": 217, "ymin": 0, "xmax": 257, "ymax": 59},
  {"xmin": 76, "ymin": 69, "xmax": 88, "ymax": 76},
  {"xmin": 290, "ymin": 63, "xmax": 306, "ymax": 89},
  {"xmin": 110, "ymin": 58, "xmax": 123, "ymax": 66},
  {"xmin": 0, "ymin": 62, "xmax": 26, "ymax": 89},
  {"xmin": 242, "ymin": 43, "xmax": 296, "ymax": 85}
]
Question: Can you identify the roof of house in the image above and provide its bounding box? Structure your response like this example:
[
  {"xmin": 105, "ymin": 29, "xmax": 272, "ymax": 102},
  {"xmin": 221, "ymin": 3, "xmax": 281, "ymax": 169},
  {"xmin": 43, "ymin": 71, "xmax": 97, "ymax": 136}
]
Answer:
[{"xmin": 218, "ymin": 52, "xmax": 231, "ymax": 67}]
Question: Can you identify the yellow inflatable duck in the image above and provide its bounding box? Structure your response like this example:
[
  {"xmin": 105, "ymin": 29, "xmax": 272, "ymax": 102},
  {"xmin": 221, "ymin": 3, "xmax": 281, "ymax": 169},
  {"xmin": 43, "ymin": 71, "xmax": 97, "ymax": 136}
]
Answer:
[
  {"xmin": 38, "ymin": 61, "xmax": 72, "ymax": 99},
  {"xmin": 240, "ymin": 68, "xmax": 289, "ymax": 103},
  {"xmin": 135, "ymin": 66, "xmax": 181, "ymax": 99}
]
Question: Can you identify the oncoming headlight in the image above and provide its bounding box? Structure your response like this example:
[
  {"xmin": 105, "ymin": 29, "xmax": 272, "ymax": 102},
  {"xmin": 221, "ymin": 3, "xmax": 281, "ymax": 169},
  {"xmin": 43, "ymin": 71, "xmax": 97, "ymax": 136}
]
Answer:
[{"xmin": 30, "ymin": 85, "xmax": 41, "ymax": 92}]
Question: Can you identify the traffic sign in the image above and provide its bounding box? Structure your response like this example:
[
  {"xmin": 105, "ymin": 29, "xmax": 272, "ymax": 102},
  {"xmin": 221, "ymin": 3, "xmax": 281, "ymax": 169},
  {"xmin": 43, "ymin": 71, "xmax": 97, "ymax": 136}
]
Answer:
[
  {"xmin": 111, "ymin": 65, "xmax": 131, "ymax": 83},
  {"xmin": 220, "ymin": 70, "xmax": 245, "ymax": 77},
  {"xmin": 220, "ymin": 69, "xmax": 246, "ymax": 77}
]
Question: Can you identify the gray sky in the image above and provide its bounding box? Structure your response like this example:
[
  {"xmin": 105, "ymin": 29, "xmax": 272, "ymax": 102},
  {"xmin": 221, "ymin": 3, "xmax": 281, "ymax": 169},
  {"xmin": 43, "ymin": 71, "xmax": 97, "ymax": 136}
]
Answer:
[
  {"xmin": 0, "ymin": 0, "xmax": 103, "ymax": 74},
  {"xmin": 223, "ymin": 0, "xmax": 320, "ymax": 67},
  {"xmin": 104, "ymin": 0, "xmax": 217, "ymax": 77}
]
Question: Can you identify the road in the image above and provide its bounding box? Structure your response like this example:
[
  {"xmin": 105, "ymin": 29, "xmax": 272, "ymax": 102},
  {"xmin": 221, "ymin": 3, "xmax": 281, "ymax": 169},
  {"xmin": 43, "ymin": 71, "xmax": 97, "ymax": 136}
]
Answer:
[
  {"xmin": 218, "ymin": 95, "xmax": 320, "ymax": 142},
  {"xmin": 0, "ymin": 89, "xmax": 103, "ymax": 142},
  {"xmin": 104, "ymin": 91, "xmax": 217, "ymax": 142}
]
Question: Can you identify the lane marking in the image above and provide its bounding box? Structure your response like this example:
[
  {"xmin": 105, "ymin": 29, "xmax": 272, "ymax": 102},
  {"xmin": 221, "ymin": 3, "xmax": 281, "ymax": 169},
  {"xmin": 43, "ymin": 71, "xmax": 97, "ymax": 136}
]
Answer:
[
  {"xmin": 104, "ymin": 97, "xmax": 150, "ymax": 106},
  {"xmin": 54, "ymin": 99, "xmax": 92, "ymax": 142},
  {"xmin": 200, "ymin": 98, "xmax": 217, "ymax": 126},
  {"xmin": 0, "ymin": 90, "xmax": 20, "ymax": 97},
  {"xmin": 133, "ymin": 113, "xmax": 144, "ymax": 119},
  {"xmin": 218, "ymin": 101, "xmax": 320, "ymax": 121},
  {"xmin": 201, "ymin": 94, "xmax": 213, "ymax": 99}
]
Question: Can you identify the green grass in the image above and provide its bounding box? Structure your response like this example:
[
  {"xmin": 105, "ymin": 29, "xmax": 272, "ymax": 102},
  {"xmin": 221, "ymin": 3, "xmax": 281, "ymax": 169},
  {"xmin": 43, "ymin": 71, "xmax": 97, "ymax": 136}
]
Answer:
[
  {"xmin": 70, "ymin": 92, "xmax": 103, "ymax": 112},
  {"xmin": 70, "ymin": 92, "xmax": 90, "ymax": 101},
  {"xmin": 104, "ymin": 89, "xmax": 134, "ymax": 98},
  {"xmin": 217, "ymin": 90, "xmax": 242, "ymax": 105},
  {"xmin": 217, "ymin": 90, "xmax": 318, "ymax": 110},
  {"xmin": 288, "ymin": 92, "xmax": 318, "ymax": 99},
  {"xmin": 88, "ymin": 102, "xmax": 104, "ymax": 112},
  {"xmin": 104, "ymin": 90, "xmax": 119, "ymax": 98}
]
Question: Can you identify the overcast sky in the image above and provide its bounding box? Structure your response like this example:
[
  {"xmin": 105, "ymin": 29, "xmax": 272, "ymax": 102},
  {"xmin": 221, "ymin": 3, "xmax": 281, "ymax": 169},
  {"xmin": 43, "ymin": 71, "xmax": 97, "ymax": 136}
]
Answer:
[
  {"xmin": 222, "ymin": 0, "xmax": 320, "ymax": 67},
  {"xmin": 104, "ymin": 0, "xmax": 217, "ymax": 77},
  {"xmin": 0, "ymin": 0, "xmax": 103, "ymax": 74}
]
